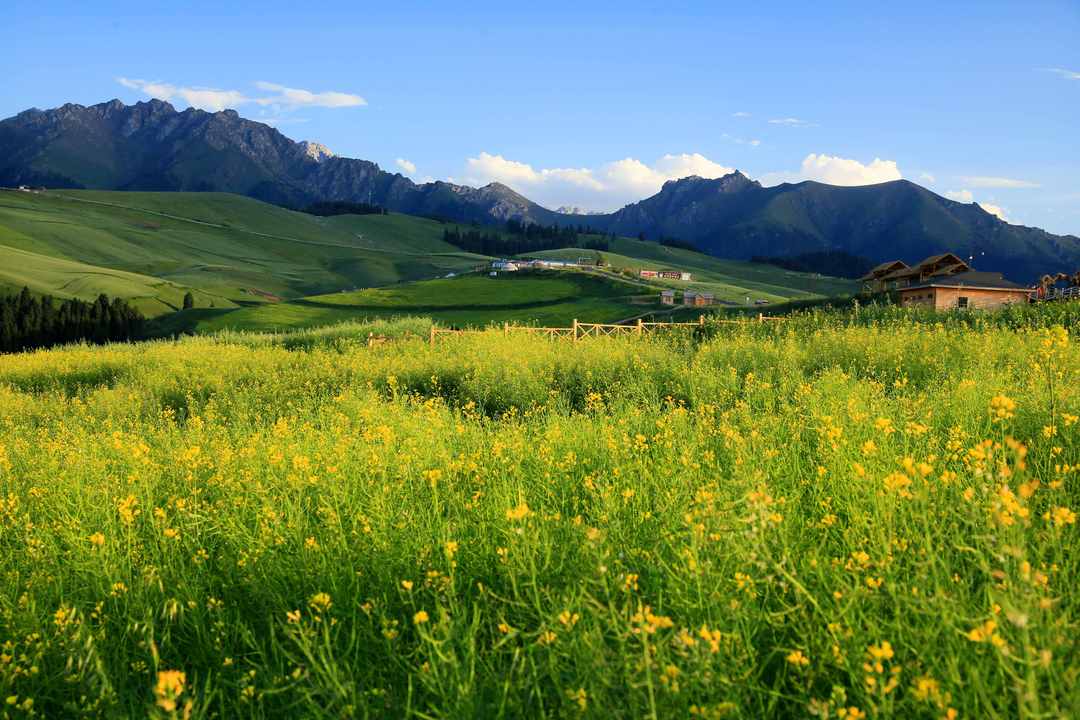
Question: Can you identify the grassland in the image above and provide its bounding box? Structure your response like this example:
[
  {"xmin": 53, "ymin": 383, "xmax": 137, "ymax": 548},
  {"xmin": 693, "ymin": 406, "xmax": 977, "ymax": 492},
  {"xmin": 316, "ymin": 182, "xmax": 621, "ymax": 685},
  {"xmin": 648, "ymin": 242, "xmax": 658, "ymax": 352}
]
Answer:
[
  {"xmin": 0, "ymin": 305, "xmax": 1077, "ymax": 718},
  {"xmin": 179, "ymin": 272, "xmax": 653, "ymax": 333},
  {"xmin": 0, "ymin": 190, "xmax": 854, "ymax": 328},
  {"xmin": 0, "ymin": 190, "xmax": 485, "ymax": 314},
  {"xmin": 528, "ymin": 238, "xmax": 856, "ymax": 303}
]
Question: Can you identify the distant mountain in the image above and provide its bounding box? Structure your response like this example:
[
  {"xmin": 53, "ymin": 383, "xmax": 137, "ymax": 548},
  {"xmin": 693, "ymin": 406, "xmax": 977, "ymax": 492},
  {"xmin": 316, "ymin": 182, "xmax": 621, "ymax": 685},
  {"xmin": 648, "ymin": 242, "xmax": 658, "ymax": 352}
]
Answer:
[
  {"xmin": 3, "ymin": 99, "xmax": 1077, "ymax": 281},
  {"xmin": 0, "ymin": 98, "xmax": 560, "ymax": 225},
  {"xmin": 588, "ymin": 174, "xmax": 1080, "ymax": 282}
]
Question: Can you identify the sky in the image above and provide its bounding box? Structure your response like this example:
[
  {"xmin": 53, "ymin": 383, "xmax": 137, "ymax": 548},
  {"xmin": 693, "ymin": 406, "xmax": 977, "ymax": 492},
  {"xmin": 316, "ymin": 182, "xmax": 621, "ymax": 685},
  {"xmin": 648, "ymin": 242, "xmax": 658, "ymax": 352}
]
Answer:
[{"xmin": 5, "ymin": 0, "xmax": 1079, "ymax": 234}]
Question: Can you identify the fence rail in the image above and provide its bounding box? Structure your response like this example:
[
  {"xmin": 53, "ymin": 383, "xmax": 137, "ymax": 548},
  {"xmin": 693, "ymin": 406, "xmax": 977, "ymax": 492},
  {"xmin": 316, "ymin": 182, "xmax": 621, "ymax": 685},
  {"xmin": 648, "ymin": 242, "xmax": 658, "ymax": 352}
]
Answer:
[{"xmin": 428, "ymin": 314, "xmax": 783, "ymax": 344}]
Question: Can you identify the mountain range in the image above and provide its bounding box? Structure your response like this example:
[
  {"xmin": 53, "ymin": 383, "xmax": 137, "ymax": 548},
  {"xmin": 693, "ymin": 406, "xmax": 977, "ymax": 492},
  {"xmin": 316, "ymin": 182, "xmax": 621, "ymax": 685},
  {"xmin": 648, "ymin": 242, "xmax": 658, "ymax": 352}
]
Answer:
[{"xmin": 2, "ymin": 98, "xmax": 1077, "ymax": 281}]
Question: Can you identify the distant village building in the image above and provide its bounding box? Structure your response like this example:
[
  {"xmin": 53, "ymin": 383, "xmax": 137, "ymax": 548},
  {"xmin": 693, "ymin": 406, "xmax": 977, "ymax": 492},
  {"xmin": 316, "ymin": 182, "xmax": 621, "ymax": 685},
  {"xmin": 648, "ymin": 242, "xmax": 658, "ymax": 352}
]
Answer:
[
  {"xmin": 660, "ymin": 289, "xmax": 675, "ymax": 305},
  {"xmin": 898, "ymin": 271, "xmax": 1031, "ymax": 311},
  {"xmin": 683, "ymin": 291, "xmax": 714, "ymax": 307},
  {"xmin": 491, "ymin": 260, "xmax": 519, "ymax": 272},
  {"xmin": 640, "ymin": 269, "xmax": 692, "ymax": 281}
]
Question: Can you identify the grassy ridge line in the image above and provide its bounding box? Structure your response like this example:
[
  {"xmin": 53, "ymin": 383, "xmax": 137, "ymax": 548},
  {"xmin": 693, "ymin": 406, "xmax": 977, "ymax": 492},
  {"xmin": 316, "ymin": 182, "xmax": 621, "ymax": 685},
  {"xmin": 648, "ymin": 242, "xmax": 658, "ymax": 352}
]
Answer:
[
  {"xmin": 0, "ymin": 191, "xmax": 490, "ymax": 306},
  {"xmin": 50, "ymin": 192, "xmax": 398, "ymax": 251}
]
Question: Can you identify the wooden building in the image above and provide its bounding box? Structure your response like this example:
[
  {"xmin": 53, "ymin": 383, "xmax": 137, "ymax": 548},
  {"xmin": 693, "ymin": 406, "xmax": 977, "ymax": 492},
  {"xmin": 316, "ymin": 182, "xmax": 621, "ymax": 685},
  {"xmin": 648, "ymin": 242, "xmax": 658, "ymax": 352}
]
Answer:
[
  {"xmin": 859, "ymin": 260, "xmax": 909, "ymax": 293},
  {"xmin": 898, "ymin": 271, "xmax": 1031, "ymax": 311},
  {"xmin": 879, "ymin": 254, "xmax": 970, "ymax": 289},
  {"xmin": 660, "ymin": 289, "xmax": 675, "ymax": 305}
]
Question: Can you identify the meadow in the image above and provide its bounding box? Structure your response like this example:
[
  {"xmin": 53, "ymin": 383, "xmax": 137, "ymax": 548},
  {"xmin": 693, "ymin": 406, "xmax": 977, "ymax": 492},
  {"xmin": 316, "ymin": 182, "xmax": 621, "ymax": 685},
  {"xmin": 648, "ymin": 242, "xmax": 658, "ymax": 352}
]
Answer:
[{"xmin": 0, "ymin": 309, "xmax": 1078, "ymax": 718}]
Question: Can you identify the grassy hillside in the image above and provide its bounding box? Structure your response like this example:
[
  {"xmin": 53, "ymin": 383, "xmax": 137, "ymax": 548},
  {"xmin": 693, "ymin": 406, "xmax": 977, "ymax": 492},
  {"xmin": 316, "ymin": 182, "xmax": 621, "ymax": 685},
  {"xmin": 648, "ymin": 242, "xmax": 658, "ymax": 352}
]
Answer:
[
  {"xmin": 0, "ymin": 189, "xmax": 855, "ymax": 329},
  {"xmin": 0, "ymin": 190, "xmax": 486, "ymax": 312},
  {"xmin": 184, "ymin": 272, "xmax": 653, "ymax": 332},
  {"xmin": 529, "ymin": 238, "xmax": 856, "ymax": 303},
  {"xmin": 0, "ymin": 243, "xmax": 230, "ymax": 316}
]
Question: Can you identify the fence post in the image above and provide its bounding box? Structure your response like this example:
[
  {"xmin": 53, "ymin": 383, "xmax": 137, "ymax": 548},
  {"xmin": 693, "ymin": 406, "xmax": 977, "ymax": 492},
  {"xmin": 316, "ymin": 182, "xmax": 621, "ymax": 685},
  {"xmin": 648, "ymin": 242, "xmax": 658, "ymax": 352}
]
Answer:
[
  {"xmin": 637, "ymin": 318, "xmax": 643, "ymax": 335},
  {"xmin": 429, "ymin": 325, "xmax": 436, "ymax": 346},
  {"xmin": 699, "ymin": 314, "xmax": 704, "ymax": 325},
  {"xmin": 757, "ymin": 313, "xmax": 763, "ymax": 324},
  {"xmin": 572, "ymin": 318, "xmax": 579, "ymax": 342},
  {"xmin": 503, "ymin": 321, "xmax": 509, "ymax": 336}
]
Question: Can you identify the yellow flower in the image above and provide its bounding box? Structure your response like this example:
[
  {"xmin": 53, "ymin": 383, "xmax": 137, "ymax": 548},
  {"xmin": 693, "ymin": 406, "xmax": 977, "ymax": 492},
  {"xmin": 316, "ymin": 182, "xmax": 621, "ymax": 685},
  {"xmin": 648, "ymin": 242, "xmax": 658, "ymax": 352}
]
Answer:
[
  {"xmin": 444, "ymin": 540, "xmax": 459, "ymax": 556},
  {"xmin": 88, "ymin": 532, "xmax": 105, "ymax": 547},
  {"xmin": 537, "ymin": 630, "xmax": 557, "ymax": 645},
  {"xmin": 566, "ymin": 687, "xmax": 587, "ymax": 710},
  {"xmin": 785, "ymin": 650, "xmax": 810, "ymax": 667},
  {"xmin": 154, "ymin": 670, "xmax": 186, "ymax": 712},
  {"xmin": 308, "ymin": 592, "xmax": 332, "ymax": 613},
  {"xmin": 304, "ymin": 536, "xmax": 318, "ymax": 550},
  {"xmin": 989, "ymin": 395, "xmax": 1016, "ymax": 422},
  {"xmin": 286, "ymin": 609, "xmax": 301, "ymax": 624},
  {"xmin": 413, "ymin": 610, "xmax": 429, "ymax": 625},
  {"xmin": 401, "ymin": 580, "xmax": 414, "ymax": 591},
  {"xmin": 506, "ymin": 502, "xmax": 532, "ymax": 521},
  {"xmin": 1046, "ymin": 506, "xmax": 1076, "ymax": 527},
  {"xmin": 163, "ymin": 527, "xmax": 179, "ymax": 540}
]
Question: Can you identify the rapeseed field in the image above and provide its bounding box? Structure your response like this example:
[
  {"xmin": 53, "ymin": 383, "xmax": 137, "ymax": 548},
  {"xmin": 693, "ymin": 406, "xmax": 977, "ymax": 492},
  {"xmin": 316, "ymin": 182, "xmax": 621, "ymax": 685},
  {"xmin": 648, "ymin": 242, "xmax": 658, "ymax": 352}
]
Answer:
[{"xmin": 0, "ymin": 311, "xmax": 1077, "ymax": 717}]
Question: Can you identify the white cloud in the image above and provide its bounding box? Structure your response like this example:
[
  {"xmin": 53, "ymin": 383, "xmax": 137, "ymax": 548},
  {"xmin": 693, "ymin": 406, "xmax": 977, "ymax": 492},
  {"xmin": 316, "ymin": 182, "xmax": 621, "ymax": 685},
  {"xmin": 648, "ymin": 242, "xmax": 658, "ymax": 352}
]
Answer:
[
  {"xmin": 919, "ymin": 172, "xmax": 936, "ymax": 184},
  {"xmin": 461, "ymin": 151, "xmax": 736, "ymax": 211},
  {"xmin": 1047, "ymin": 68, "xmax": 1080, "ymax": 80},
  {"xmin": 798, "ymin": 154, "xmax": 902, "ymax": 186},
  {"xmin": 978, "ymin": 202, "xmax": 1008, "ymax": 221},
  {"xmin": 732, "ymin": 111, "xmax": 752, "ymax": 118},
  {"xmin": 768, "ymin": 117, "xmax": 816, "ymax": 127},
  {"xmin": 116, "ymin": 77, "xmax": 365, "ymax": 112},
  {"xmin": 395, "ymin": 158, "xmax": 417, "ymax": 174},
  {"xmin": 117, "ymin": 78, "xmax": 248, "ymax": 112},
  {"xmin": 958, "ymin": 175, "xmax": 1039, "ymax": 188},
  {"xmin": 945, "ymin": 189, "xmax": 1008, "ymax": 221},
  {"xmin": 253, "ymin": 81, "xmax": 365, "ymax": 108}
]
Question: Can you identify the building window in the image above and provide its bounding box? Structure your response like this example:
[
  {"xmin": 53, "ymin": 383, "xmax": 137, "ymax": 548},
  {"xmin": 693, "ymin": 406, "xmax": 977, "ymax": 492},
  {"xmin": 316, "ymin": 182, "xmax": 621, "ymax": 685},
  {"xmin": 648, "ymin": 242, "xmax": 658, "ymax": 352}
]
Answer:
[{"xmin": 958, "ymin": 296, "xmax": 969, "ymax": 309}]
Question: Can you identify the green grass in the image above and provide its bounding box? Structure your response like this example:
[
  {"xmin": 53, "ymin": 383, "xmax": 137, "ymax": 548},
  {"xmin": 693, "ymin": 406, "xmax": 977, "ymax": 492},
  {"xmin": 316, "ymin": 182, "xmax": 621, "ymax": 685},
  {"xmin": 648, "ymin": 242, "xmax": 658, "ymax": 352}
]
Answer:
[
  {"xmin": 0, "ymin": 242, "xmax": 232, "ymax": 317},
  {"xmin": 0, "ymin": 190, "xmax": 486, "ymax": 307},
  {"xmin": 0, "ymin": 308, "xmax": 1076, "ymax": 717},
  {"xmin": 188, "ymin": 272, "xmax": 653, "ymax": 332},
  {"xmin": 0, "ymin": 189, "xmax": 857, "ymax": 331},
  {"xmin": 526, "ymin": 237, "xmax": 857, "ymax": 303}
]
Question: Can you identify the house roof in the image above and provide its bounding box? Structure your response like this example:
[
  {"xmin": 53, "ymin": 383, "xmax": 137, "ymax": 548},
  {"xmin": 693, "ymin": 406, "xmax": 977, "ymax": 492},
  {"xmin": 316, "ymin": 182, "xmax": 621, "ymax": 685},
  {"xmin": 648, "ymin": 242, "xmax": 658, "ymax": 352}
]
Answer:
[
  {"xmin": 903, "ymin": 271, "xmax": 1029, "ymax": 291},
  {"xmin": 880, "ymin": 253, "xmax": 971, "ymax": 281},
  {"xmin": 859, "ymin": 260, "xmax": 909, "ymax": 281}
]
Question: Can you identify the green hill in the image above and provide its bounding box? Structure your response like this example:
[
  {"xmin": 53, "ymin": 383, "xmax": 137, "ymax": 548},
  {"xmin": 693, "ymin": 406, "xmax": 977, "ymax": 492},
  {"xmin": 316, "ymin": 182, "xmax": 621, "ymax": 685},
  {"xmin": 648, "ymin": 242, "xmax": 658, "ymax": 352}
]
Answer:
[
  {"xmin": 527, "ymin": 238, "xmax": 855, "ymax": 303},
  {"xmin": 0, "ymin": 189, "xmax": 485, "ymax": 314},
  {"xmin": 1, "ymin": 189, "xmax": 855, "ymax": 331},
  {"xmin": 181, "ymin": 272, "xmax": 653, "ymax": 332}
]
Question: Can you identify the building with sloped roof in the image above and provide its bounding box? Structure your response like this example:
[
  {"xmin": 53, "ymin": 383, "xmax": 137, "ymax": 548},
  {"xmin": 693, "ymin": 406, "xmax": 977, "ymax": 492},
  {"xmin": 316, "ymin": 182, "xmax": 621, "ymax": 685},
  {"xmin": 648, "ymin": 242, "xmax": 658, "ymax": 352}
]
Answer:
[{"xmin": 898, "ymin": 271, "xmax": 1031, "ymax": 311}]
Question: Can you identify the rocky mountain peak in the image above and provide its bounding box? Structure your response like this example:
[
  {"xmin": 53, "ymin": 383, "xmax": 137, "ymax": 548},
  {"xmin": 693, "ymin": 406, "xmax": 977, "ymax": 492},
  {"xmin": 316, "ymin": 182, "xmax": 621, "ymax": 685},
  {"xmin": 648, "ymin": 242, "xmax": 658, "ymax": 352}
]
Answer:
[{"xmin": 297, "ymin": 141, "xmax": 335, "ymax": 163}]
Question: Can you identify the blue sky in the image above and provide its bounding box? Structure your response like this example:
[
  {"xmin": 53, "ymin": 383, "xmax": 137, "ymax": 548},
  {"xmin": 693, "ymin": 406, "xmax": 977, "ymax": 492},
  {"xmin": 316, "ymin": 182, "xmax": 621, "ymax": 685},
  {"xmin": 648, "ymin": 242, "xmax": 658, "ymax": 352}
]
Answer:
[{"xmin": 5, "ymin": 0, "xmax": 1079, "ymax": 233}]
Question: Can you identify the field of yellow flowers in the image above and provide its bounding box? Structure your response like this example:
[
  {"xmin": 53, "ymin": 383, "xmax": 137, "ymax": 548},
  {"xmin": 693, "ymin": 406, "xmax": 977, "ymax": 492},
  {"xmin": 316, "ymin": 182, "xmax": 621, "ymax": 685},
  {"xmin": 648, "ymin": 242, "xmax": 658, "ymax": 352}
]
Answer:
[{"xmin": 0, "ymin": 314, "xmax": 1077, "ymax": 718}]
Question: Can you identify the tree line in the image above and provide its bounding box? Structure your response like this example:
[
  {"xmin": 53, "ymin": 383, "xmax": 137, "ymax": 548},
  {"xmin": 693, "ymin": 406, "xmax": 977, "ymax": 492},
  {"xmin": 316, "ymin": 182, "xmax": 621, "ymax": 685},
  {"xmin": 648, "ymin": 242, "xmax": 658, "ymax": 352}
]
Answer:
[
  {"xmin": 442, "ymin": 221, "xmax": 610, "ymax": 256},
  {"xmin": 0, "ymin": 287, "xmax": 145, "ymax": 353}
]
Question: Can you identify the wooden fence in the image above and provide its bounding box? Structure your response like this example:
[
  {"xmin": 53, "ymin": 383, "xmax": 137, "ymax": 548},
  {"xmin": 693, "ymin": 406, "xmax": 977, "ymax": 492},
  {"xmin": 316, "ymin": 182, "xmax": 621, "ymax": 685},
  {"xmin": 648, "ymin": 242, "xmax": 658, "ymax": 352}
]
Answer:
[{"xmin": 428, "ymin": 314, "xmax": 782, "ymax": 345}]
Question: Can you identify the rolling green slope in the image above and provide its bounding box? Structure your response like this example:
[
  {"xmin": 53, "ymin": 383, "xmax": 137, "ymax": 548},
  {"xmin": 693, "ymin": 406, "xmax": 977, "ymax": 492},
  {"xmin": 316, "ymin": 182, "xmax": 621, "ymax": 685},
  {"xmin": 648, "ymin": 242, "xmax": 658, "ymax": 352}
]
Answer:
[
  {"xmin": 526, "ymin": 237, "xmax": 856, "ymax": 303},
  {"xmin": 187, "ymin": 272, "xmax": 653, "ymax": 332},
  {"xmin": 0, "ymin": 190, "xmax": 486, "ymax": 308},
  {"xmin": 0, "ymin": 243, "xmax": 230, "ymax": 316},
  {"xmin": 0, "ymin": 188, "xmax": 856, "ymax": 332}
]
